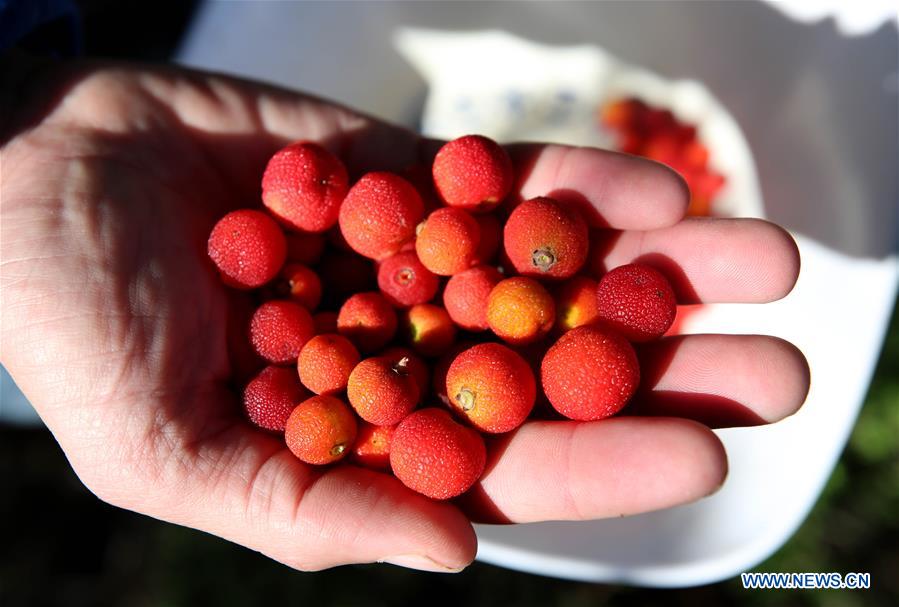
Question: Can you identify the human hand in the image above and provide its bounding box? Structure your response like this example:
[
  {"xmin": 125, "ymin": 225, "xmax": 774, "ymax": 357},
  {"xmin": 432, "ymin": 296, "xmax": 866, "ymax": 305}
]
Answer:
[{"xmin": 0, "ymin": 60, "xmax": 809, "ymax": 572}]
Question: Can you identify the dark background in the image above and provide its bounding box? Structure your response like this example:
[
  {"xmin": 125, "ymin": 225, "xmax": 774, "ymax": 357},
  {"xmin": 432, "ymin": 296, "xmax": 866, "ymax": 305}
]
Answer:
[{"xmin": 2, "ymin": 2, "xmax": 897, "ymax": 605}]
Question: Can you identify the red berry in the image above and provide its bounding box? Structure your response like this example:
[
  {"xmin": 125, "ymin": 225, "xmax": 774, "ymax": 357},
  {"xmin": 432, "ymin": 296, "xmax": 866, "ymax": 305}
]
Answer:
[
  {"xmin": 432, "ymin": 341, "xmax": 475, "ymax": 406},
  {"xmin": 503, "ymin": 197, "xmax": 589, "ymax": 280},
  {"xmin": 432, "ymin": 135, "xmax": 514, "ymax": 213},
  {"xmin": 338, "ymin": 172, "xmax": 424, "ymax": 260},
  {"xmin": 207, "ymin": 209, "xmax": 286, "ymax": 289},
  {"xmin": 541, "ymin": 325, "xmax": 640, "ymax": 421},
  {"xmin": 249, "ymin": 300, "xmax": 315, "ymax": 364},
  {"xmin": 297, "ymin": 333, "xmax": 360, "ymax": 395},
  {"xmin": 380, "ymin": 346, "xmax": 430, "ymax": 397},
  {"xmin": 284, "ymin": 395, "xmax": 357, "ymax": 465},
  {"xmin": 242, "ymin": 365, "xmax": 308, "ymax": 432},
  {"xmin": 443, "ymin": 265, "xmax": 503, "ymax": 331},
  {"xmin": 337, "ymin": 292, "xmax": 398, "ymax": 353},
  {"xmin": 351, "ymin": 422, "xmax": 395, "ymax": 471},
  {"xmin": 404, "ymin": 303, "xmax": 457, "ymax": 357},
  {"xmin": 446, "ymin": 343, "xmax": 536, "ymax": 434},
  {"xmin": 277, "ymin": 263, "xmax": 322, "ymax": 311},
  {"xmin": 347, "ymin": 356, "xmax": 420, "ymax": 425},
  {"xmin": 390, "ymin": 408, "xmax": 486, "ymax": 500},
  {"xmin": 415, "ymin": 207, "xmax": 481, "ymax": 276},
  {"xmin": 486, "ymin": 277, "xmax": 555, "ymax": 345},
  {"xmin": 595, "ymin": 263, "xmax": 677, "ymax": 342},
  {"xmin": 262, "ymin": 142, "xmax": 348, "ymax": 233},
  {"xmin": 555, "ymin": 275, "xmax": 600, "ymax": 332},
  {"xmin": 377, "ymin": 250, "xmax": 440, "ymax": 308}
]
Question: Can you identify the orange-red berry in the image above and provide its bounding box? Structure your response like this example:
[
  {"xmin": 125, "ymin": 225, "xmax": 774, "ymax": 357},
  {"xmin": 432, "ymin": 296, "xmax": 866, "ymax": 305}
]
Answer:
[
  {"xmin": 503, "ymin": 197, "xmax": 589, "ymax": 279},
  {"xmin": 377, "ymin": 250, "xmax": 440, "ymax": 308},
  {"xmin": 555, "ymin": 276, "xmax": 600, "ymax": 331},
  {"xmin": 380, "ymin": 346, "xmax": 430, "ymax": 397},
  {"xmin": 390, "ymin": 408, "xmax": 486, "ymax": 500},
  {"xmin": 262, "ymin": 142, "xmax": 348, "ymax": 233},
  {"xmin": 432, "ymin": 341, "xmax": 475, "ymax": 406},
  {"xmin": 337, "ymin": 292, "xmax": 398, "ymax": 353},
  {"xmin": 443, "ymin": 265, "xmax": 503, "ymax": 331},
  {"xmin": 338, "ymin": 172, "xmax": 424, "ymax": 260},
  {"xmin": 350, "ymin": 422, "xmax": 395, "ymax": 471},
  {"xmin": 297, "ymin": 333, "xmax": 361, "ymax": 395},
  {"xmin": 347, "ymin": 356, "xmax": 420, "ymax": 425},
  {"xmin": 415, "ymin": 207, "xmax": 481, "ymax": 276},
  {"xmin": 541, "ymin": 324, "xmax": 640, "ymax": 421},
  {"xmin": 249, "ymin": 300, "xmax": 315, "ymax": 364},
  {"xmin": 404, "ymin": 303, "xmax": 457, "ymax": 357},
  {"xmin": 446, "ymin": 343, "xmax": 536, "ymax": 433},
  {"xmin": 284, "ymin": 395, "xmax": 358, "ymax": 465},
  {"xmin": 277, "ymin": 263, "xmax": 322, "ymax": 311},
  {"xmin": 486, "ymin": 277, "xmax": 555, "ymax": 344},
  {"xmin": 432, "ymin": 135, "xmax": 513, "ymax": 213},
  {"xmin": 208, "ymin": 209, "xmax": 286, "ymax": 289}
]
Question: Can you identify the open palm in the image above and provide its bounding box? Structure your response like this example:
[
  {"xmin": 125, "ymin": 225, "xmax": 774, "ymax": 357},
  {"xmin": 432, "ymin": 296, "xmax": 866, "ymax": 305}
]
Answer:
[{"xmin": 0, "ymin": 62, "xmax": 809, "ymax": 572}]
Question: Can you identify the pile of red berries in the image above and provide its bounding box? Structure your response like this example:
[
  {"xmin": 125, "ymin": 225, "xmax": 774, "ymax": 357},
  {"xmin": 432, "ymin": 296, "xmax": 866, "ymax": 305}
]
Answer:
[
  {"xmin": 208, "ymin": 135, "xmax": 677, "ymax": 500},
  {"xmin": 600, "ymin": 98, "xmax": 725, "ymax": 217}
]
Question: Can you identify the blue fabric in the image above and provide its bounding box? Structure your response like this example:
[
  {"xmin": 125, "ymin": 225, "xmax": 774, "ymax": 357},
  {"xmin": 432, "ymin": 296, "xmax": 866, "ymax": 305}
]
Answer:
[{"xmin": 0, "ymin": 0, "xmax": 79, "ymax": 54}]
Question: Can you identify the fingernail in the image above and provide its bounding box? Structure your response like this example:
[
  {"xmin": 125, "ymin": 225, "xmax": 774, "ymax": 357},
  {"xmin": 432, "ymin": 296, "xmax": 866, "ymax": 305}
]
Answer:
[{"xmin": 380, "ymin": 554, "xmax": 466, "ymax": 573}]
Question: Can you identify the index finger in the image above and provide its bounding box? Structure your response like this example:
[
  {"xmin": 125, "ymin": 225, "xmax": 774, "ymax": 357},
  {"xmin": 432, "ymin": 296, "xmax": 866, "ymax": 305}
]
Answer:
[{"xmin": 508, "ymin": 144, "xmax": 690, "ymax": 230}]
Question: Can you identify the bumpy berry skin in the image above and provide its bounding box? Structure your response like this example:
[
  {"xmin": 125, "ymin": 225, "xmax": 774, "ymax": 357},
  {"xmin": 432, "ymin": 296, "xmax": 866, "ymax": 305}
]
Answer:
[
  {"xmin": 443, "ymin": 266, "xmax": 503, "ymax": 331},
  {"xmin": 415, "ymin": 207, "xmax": 481, "ymax": 276},
  {"xmin": 432, "ymin": 341, "xmax": 475, "ymax": 406},
  {"xmin": 486, "ymin": 277, "xmax": 555, "ymax": 345},
  {"xmin": 390, "ymin": 408, "xmax": 487, "ymax": 500},
  {"xmin": 297, "ymin": 333, "xmax": 360, "ymax": 395},
  {"xmin": 347, "ymin": 357, "xmax": 420, "ymax": 425},
  {"xmin": 337, "ymin": 292, "xmax": 398, "ymax": 353},
  {"xmin": 404, "ymin": 304, "xmax": 457, "ymax": 357},
  {"xmin": 503, "ymin": 197, "xmax": 589, "ymax": 279},
  {"xmin": 595, "ymin": 263, "xmax": 677, "ymax": 342},
  {"xmin": 284, "ymin": 395, "xmax": 358, "ymax": 465},
  {"xmin": 432, "ymin": 135, "xmax": 513, "ymax": 213},
  {"xmin": 338, "ymin": 172, "xmax": 424, "ymax": 260},
  {"xmin": 249, "ymin": 300, "xmax": 315, "ymax": 364},
  {"xmin": 208, "ymin": 209, "xmax": 287, "ymax": 289},
  {"xmin": 242, "ymin": 366, "xmax": 309, "ymax": 432},
  {"xmin": 555, "ymin": 276, "xmax": 600, "ymax": 332},
  {"xmin": 285, "ymin": 231, "xmax": 325, "ymax": 265},
  {"xmin": 380, "ymin": 346, "xmax": 430, "ymax": 397},
  {"xmin": 278, "ymin": 263, "xmax": 322, "ymax": 311},
  {"xmin": 377, "ymin": 250, "xmax": 440, "ymax": 308},
  {"xmin": 446, "ymin": 343, "xmax": 536, "ymax": 434},
  {"xmin": 541, "ymin": 325, "xmax": 640, "ymax": 421},
  {"xmin": 262, "ymin": 142, "xmax": 349, "ymax": 233},
  {"xmin": 351, "ymin": 422, "xmax": 395, "ymax": 471}
]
